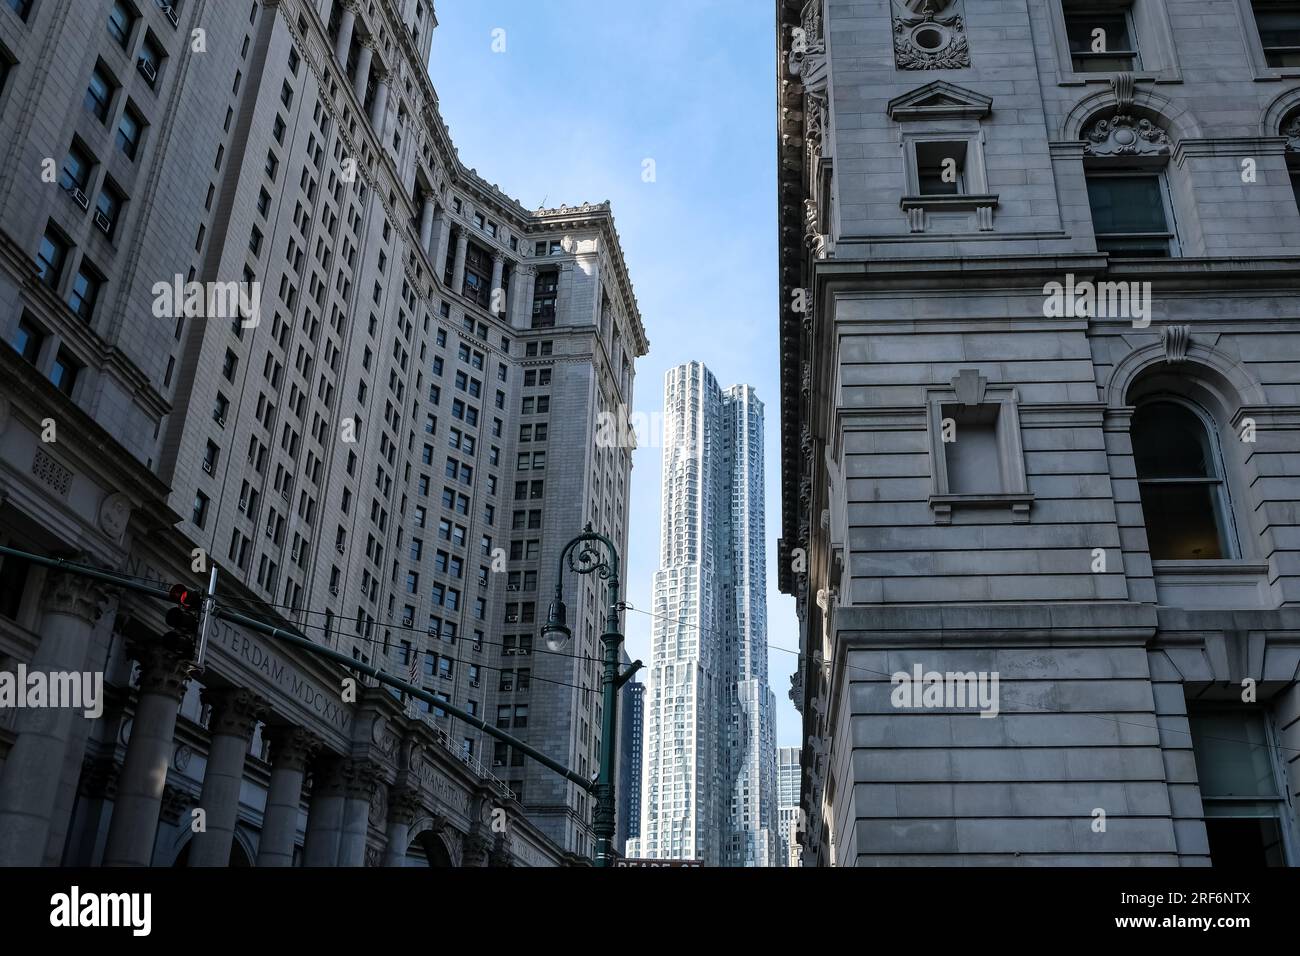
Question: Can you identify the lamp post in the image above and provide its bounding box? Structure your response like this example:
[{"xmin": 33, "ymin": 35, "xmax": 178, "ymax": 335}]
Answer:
[{"xmin": 540, "ymin": 523, "xmax": 642, "ymax": 867}]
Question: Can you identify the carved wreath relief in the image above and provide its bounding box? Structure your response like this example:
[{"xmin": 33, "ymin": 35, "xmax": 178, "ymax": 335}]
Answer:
[{"xmin": 893, "ymin": 0, "xmax": 970, "ymax": 71}]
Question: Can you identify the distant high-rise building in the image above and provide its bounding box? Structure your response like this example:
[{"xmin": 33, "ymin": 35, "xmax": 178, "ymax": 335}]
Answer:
[
  {"xmin": 777, "ymin": 746, "xmax": 801, "ymax": 867},
  {"xmin": 628, "ymin": 362, "xmax": 778, "ymax": 866},
  {"xmin": 616, "ymin": 658, "xmax": 644, "ymax": 854}
]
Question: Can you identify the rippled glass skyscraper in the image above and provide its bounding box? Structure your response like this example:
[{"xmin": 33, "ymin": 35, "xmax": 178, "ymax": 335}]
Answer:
[{"xmin": 628, "ymin": 362, "xmax": 778, "ymax": 866}]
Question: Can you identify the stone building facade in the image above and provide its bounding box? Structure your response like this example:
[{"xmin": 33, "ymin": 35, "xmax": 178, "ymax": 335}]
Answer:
[
  {"xmin": 0, "ymin": 0, "xmax": 645, "ymax": 866},
  {"xmin": 778, "ymin": 0, "xmax": 1300, "ymax": 865}
]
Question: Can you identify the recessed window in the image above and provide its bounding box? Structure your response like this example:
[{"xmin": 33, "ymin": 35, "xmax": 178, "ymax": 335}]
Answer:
[
  {"xmin": 916, "ymin": 140, "xmax": 967, "ymax": 195},
  {"xmin": 192, "ymin": 491, "xmax": 210, "ymax": 527},
  {"xmin": 1132, "ymin": 399, "xmax": 1236, "ymax": 560},
  {"xmin": 6, "ymin": 0, "xmax": 33, "ymax": 22},
  {"xmin": 1189, "ymin": 708, "xmax": 1293, "ymax": 866},
  {"xmin": 95, "ymin": 179, "xmax": 125, "ymax": 237},
  {"xmin": 107, "ymin": 1, "xmax": 136, "ymax": 49},
  {"xmin": 1064, "ymin": 3, "xmax": 1138, "ymax": 72},
  {"xmin": 137, "ymin": 31, "xmax": 164, "ymax": 86},
  {"xmin": 1086, "ymin": 172, "xmax": 1175, "ymax": 256},
  {"xmin": 942, "ymin": 404, "xmax": 1002, "ymax": 494},
  {"xmin": 85, "ymin": 64, "xmax": 116, "ymax": 122},
  {"xmin": 69, "ymin": 262, "xmax": 104, "ymax": 321},
  {"xmin": 116, "ymin": 104, "xmax": 144, "ymax": 159},
  {"xmin": 36, "ymin": 226, "xmax": 68, "ymax": 289},
  {"xmin": 60, "ymin": 141, "xmax": 94, "ymax": 194},
  {"xmin": 13, "ymin": 317, "xmax": 44, "ymax": 364},
  {"xmin": 1252, "ymin": 2, "xmax": 1300, "ymax": 68},
  {"xmin": 49, "ymin": 347, "xmax": 81, "ymax": 396}
]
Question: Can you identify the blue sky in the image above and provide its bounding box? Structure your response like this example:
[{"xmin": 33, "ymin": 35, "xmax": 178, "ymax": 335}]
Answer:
[{"xmin": 430, "ymin": 1, "xmax": 800, "ymax": 747}]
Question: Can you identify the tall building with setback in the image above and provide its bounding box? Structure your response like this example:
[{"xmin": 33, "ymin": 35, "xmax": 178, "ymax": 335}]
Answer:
[
  {"xmin": 616, "ymin": 662, "xmax": 643, "ymax": 854},
  {"xmin": 629, "ymin": 362, "xmax": 778, "ymax": 866},
  {"xmin": 778, "ymin": 0, "xmax": 1300, "ymax": 866},
  {"xmin": 777, "ymin": 745, "xmax": 801, "ymax": 866},
  {"xmin": 0, "ymin": 0, "xmax": 645, "ymax": 867}
]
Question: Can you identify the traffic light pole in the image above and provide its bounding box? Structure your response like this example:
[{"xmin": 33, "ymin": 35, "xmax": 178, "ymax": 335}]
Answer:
[{"xmin": 0, "ymin": 545, "xmax": 598, "ymax": 796}]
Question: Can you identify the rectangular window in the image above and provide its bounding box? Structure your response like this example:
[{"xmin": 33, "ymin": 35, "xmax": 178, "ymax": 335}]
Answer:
[
  {"xmin": 69, "ymin": 263, "xmax": 104, "ymax": 321},
  {"xmin": 1086, "ymin": 172, "xmax": 1175, "ymax": 256},
  {"xmin": 36, "ymin": 226, "xmax": 69, "ymax": 289},
  {"xmin": 1253, "ymin": 2, "xmax": 1300, "ymax": 68},
  {"xmin": 107, "ymin": 1, "xmax": 136, "ymax": 48},
  {"xmin": 13, "ymin": 317, "xmax": 45, "ymax": 364},
  {"xmin": 116, "ymin": 104, "xmax": 144, "ymax": 159},
  {"xmin": 916, "ymin": 141, "xmax": 967, "ymax": 196},
  {"xmin": 1189, "ymin": 708, "xmax": 1294, "ymax": 866},
  {"xmin": 1064, "ymin": 3, "xmax": 1139, "ymax": 72},
  {"xmin": 85, "ymin": 65, "xmax": 116, "ymax": 123}
]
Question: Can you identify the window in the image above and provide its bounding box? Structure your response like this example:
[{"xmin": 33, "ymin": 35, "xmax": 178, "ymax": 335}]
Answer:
[
  {"xmin": 13, "ymin": 317, "xmax": 44, "ymax": 364},
  {"xmin": 1132, "ymin": 399, "xmax": 1236, "ymax": 560},
  {"xmin": 107, "ymin": 1, "xmax": 137, "ymax": 48},
  {"xmin": 95, "ymin": 180, "xmax": 125, "ymax": 238},
  {"xmin": 926, "ymin": 373, "xmax": 1031, "ymax": 523},
  {"xmin": 116, "ymin": 104, "xmax": 144, "ymax": 159},
  {"xmin": 69, "ymin": 263, "xmax": 104, "ymax": 321},
  {"xmin": 6, "ymin": 0, "xmax": 33, "ymax": 21},
  {"xmin": 916, "ymin": 140, "xmax": 966, "ymax": 195},
  {"xmin": 36, "ymin": 227, "xmax": 68, "ymax": 289},
  {"xmin": 47, "ymin": 349, "xmax": 79, "ymax": 396},
  {"xmin": 1189, "ymin": 708, "xmax": 1294, "ymax": 865},
  {"xmin": 137, "ymin": 31, "xmax": 165, "ymax": 86},
  {"xmin": 85, "ymin": 65, "xmax": 116, "ymax": 123},
  {"xmin": 60, "ymin": 141, "xmax": 94, "ymax": 194},
  {"xmin": 193, "ymin": 491, "xmax": 210, "ymax": 526},
  {"xmin": 1063, "ymin": 3, "xmax": 1138, "ymax": 72},
  {"xmin": 1086, "ymin": 173, "xmax": 1175, "ymax": 257},
  {"xmin": 1252, "ymin": 1, "xmax": 1300, "ymax": 68}
]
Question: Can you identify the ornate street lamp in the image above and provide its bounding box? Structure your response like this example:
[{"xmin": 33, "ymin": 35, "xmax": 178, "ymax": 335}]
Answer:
[{"xmin": 540, "ymin": 523, "xmax": 642, "ymax": 867}]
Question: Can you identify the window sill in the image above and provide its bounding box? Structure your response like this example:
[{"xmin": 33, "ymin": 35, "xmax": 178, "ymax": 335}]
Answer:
[
  {"xmin": 928, "ymin": 492, "xmax": 1033, "ymax": 525},
  {"xmin": 1151, "ymin": 559, "xmax": 1271, "ymax": 609},
  {"xmin": 901, "ymin": 194, "xmax": 998, "ymax": 234}
]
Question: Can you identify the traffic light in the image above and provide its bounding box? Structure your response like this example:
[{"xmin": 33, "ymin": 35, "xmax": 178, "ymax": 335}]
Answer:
[{"xmin": 165, "ymin": 583, "xmax": 201, "ymax": 641}]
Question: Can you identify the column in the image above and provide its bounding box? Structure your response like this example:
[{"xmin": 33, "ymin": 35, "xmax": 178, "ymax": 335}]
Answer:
[
  {"xmin": 0, "ymin": 570, "xmax": 109, "ymax": 866},
  {"xmin": 370, "ymin": 67, "xmax": 391, "ymax": 138},
  {"xmin": 302, "ymin": 756, "xmax": 347, "ymax": 866},
  {"xmin": 187, "ymin": 689, "xmax": 266, "ymax": 866},
  {"xmin": 451, "ymin": 230, "xmax": 469, "ymax": 296},
  {"xmin": 334, "ymin": 0, "xmax": 356, "ymax": 67},
  {"xmin": 512, "ymin": 266, "xmax": 537, "ymax": 328},
  {"xmin": 419, "ymin": 193, "xmax": 436, "ymax": 253},
  {"xmin": 102, "ymin": 636, "xmax": 196, "ymax": 866},
  {"xmin": 352, "ymin": 36, "xmax": 373, "ymax": 104},
  {"xmin": 433, "ymin": 211, "xmax": 452, "ymax": 276},
  {"xmin": 338, "ymin": 761, "xmax": 379, "ymax": 866},
  {"xmin": 381, "ymin": 787, "xmax": 422, "ymax": 866},
  {"xmin": 257, "ymin": 725, "xmax": 321, "ymax": 866},
  {"xmin": 490, "ymin": 253, "xmax": 505, "ymax": 316}
]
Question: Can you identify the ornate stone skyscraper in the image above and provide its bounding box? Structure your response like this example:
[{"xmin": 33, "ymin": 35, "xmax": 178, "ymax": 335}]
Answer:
[{"xmin": 629, "ymin": 362, "xmax": 778, "ymax": 866}]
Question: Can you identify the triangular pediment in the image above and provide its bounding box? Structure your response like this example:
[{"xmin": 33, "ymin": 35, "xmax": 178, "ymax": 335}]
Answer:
[{"xmin": 887, "ymin": 81, "xmax": 992, "ymax": 121}]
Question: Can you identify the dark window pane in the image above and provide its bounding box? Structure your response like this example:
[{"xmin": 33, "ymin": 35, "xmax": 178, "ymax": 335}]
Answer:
[
  {"xmin": 1087, "ymin": 175, "xmax": 1168, "ymax": 235},
  {"xmin": 1137, "ymin": 482, "xmax": 1225, "ymax": 559},
  {"xmin": 1132, "ymin": 402, "xmax": 1216, "ymax": 479}
]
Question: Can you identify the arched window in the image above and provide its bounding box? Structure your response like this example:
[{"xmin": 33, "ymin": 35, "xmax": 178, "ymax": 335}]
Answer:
[{"xmin": 1132, "ymin": 399, "xmax": 1237, "ymax": 560}]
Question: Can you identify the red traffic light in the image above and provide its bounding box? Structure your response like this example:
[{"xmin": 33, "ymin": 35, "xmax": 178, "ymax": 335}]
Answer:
[{"xmin": 168, "ymin": 583, "xmax": 202, "ymax": 611}]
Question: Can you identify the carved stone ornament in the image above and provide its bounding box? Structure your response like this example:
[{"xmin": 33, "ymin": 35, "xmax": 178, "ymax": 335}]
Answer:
[
  {"xmin": 789, "ymin": 0, "xmax": 827, "ymax": 80},
  {"xmin": 1083, "ymin": 114, "xmax": 1171, "ymax": 158},
  {"xmin": 893, "ymin": 1, "xmax": 970, "ymax": 71},
  {"xmin": 97, "ymin": 492, "xmax": 132, "ymax": 541},
  {"xmin": 951, "ymin": 368, "xmax": 988, "ymax": 406},
  {"xmin": 1283, "ymin": 112, "xmax": 1300, "ymax": 153},
  {"xmin": 1163, "ymin": 325, "xmax": 1191, "ymax": 364}
]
